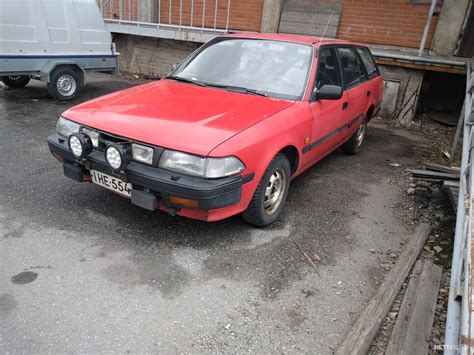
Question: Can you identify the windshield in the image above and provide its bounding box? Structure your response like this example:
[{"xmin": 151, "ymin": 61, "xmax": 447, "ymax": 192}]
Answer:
[{"xmin": 171, "ymin": 38, "xmax": 313, "ymax": 100}]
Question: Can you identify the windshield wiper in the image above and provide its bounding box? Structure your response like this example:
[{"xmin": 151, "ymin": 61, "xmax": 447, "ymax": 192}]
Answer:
[
  {"xmin": 166, "ymin": 75, "xmax": 207, "ymax": 87},
  {"xmin": 204, "ymin": 83, "xmax": 268, "ymax": 97}
]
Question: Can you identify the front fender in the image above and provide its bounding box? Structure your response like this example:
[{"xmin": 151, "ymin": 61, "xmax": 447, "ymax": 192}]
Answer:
[{"xmin": 209, "ymin": 102, "xmax": 312, "ymax": 209}]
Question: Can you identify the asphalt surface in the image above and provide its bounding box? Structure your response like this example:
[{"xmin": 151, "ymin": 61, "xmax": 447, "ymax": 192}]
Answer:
[{"xmin": 1, "ymin": 74, "xmax": 425, "ymax": 353}]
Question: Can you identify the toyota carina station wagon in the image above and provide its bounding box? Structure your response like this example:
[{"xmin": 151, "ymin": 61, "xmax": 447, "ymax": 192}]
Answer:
[{"xmin": 47, "ymin": 33, "xmax": 383, "ymax": 226}]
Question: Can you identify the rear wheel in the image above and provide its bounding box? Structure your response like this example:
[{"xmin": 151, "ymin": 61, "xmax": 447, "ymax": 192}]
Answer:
[
  {"xmin": 342, "ymin": 117, "xmax": 367, "ymax": 155},
  {"xmin": 242, "ymin": 153, "xmax": 291, "ymax": 227},
  {"xmin": 0, "ymin": 75, "xmax": 30, "ymax": 88},
  {"xmin": 47, "ymin": 67, "xmax": 81, "ymax": 101}
]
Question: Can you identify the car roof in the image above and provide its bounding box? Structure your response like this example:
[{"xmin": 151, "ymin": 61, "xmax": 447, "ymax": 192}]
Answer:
[{"xmin": 222, "ymin": 33, "xmax": 359, "ymax": 48}]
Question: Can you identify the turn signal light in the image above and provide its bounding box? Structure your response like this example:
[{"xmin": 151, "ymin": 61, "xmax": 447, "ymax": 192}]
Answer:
[{"xmin": 169, "ymin": 196, "xmax": 199, "ymax": 208}]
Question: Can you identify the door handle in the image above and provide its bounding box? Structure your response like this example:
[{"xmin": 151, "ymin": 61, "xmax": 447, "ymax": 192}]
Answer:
[{"xmin": 342, "ymin": 101, "xmax": 349, "ymax": 110}]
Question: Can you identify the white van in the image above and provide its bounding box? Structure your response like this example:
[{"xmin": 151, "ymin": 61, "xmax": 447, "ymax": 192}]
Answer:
[{"xmin": 0, "ymin": 0, "xmax": 119, "ymax": 100}]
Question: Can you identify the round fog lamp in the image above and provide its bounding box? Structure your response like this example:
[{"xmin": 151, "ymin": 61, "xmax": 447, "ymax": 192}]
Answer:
[
  {"xmin": 105, "ymin": 144, "xmax": 131, "ymax": 172},
  {"xmin": 68, "ymin": 133, "xmax": 93, "ymax": 160}
]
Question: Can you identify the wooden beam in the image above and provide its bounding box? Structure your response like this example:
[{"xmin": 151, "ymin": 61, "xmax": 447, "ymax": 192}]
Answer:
[
  {"xmin": 386, "ymin": 260, "xmax": 442, "ymax": 354},
  {"xmin": 335, "ymin": 224, "xmax": 432, "ymax": 355},
  {"xmin": 375, "ymin": 58, "xmax": 466, "ymax": 75}
]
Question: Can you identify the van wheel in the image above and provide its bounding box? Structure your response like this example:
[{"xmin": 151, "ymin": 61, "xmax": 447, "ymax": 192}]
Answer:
[
  {"xmin": 343, "ymin": 118, "xmax": 367, "ymax": 155},
  {"xmin": 0, "ymin": 75, "xmax": 30, "ymax": 88},
  {"xmin": 48, "ymin": 68, "xmax": 81, "ymax": 101},
  {"xmin": 242, "ymin": 153, "xmax": 291, "ymax": 227}
]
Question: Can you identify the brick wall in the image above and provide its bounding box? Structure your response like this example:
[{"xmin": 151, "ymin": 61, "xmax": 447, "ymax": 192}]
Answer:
[
  {"xmin": 100, "ymin": 0, "xmax": 264, "ymax": 32},
  {"xmin": 319, "ymin": 0, "xmax": 441, "ymax": 49}
]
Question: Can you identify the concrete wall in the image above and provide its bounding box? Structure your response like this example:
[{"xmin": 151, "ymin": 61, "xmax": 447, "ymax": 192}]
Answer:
[
  {"xmin": 114, "ymin": 34, "xmax": 201, "ymax": 78},
  {"xmin": 378, "ymin": 65, "xmax": 424, "ymax": 126},
  {"xmin": 261, "ymin": 0, "xmax": 284, "ymax": 33},
  {"xmin": 431, "ymin": 0, "xmax": 470, "ymax": 56}
]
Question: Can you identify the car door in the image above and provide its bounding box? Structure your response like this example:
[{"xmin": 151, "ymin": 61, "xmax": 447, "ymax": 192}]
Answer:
[
  {"xmin": 306, "ymin": 46, "xmax": 351, "ymax": 164},
  {"xmin": 336, "ymin": 46, "xmax": 371, "ymax": 136}
]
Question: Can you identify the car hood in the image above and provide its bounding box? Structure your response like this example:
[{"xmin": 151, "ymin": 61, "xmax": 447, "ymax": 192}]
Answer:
[{"xmin": 63, "ymin": 80, "xmax": 295, "ymax": 156}]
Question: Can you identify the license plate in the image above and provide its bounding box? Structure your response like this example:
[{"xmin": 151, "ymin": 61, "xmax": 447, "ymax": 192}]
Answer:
[{"xmin": 90, "ymin": 170, "xmax": 132, "ymax": 198}]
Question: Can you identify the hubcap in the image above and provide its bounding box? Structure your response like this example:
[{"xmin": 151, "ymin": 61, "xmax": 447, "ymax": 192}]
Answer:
[
  {"xmin": 264, "ymin": 167, "xmax": 286, "ymax": 215},
  {"xmin": 356, "ymin": 121, "xmax": 366, "ymax": 147},
  {"xmin": 56, "ymin": 74, "xmax": 76, "ymax": 96}
]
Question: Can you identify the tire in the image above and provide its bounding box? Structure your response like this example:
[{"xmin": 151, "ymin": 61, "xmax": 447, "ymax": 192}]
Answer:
[
  {"xmin": 47, "ymin": 67, "xmax": 81, "ymax": 101},
  {"xmin": 0, "ymin": 75, "xmax": 30, "ymax": 88},
  {"xmin": 242, "ymin": 153, "xmax": 291, "ymax": 227},
  {"xmin": 342, "ymin": 117, "xmax": 367, "ymax": 155}
]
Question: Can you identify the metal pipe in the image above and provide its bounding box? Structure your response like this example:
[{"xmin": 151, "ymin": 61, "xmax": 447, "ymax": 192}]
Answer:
[
  {"xmin": 128, "ymin": 0, "xmax": 130, "ymax": 21},
  {"xmin": 445, "ymin": 61, "xmax": 473, "ymax": 354},
  {"xmin": 225, "ymin": 0, "xmax": 230, "ymax": 31},
  {"xmin": 169, "ymin": 0, "xmax": 172, "ymax": 24},
  {"xmin": 371, "ymin": 51, "xmax": 466, "ymax": 68},
  {"xmin": 202, "ymin": 0, "xmax": 206, "ymax": 29},
  {"xmin": 190, "ymin": 0, "xmax": 194, "ymax": 27},
  {"xmin": 214, "ymin": 0, "xmax": 218, "ymax": 29},
  {"xmin": 119, "ymin": 0, "xmax": 122, "ymax": 20},
  {"xmin": 418, "ymin": 0, "xmax": 437, "ymax": 57},
  {"xmin": 158, "ymin": 0, "xmax": 161, "ymax": 24},
  {"xmin": 179, "ymin": 0, "xmax": 182, "ymax": 28}
]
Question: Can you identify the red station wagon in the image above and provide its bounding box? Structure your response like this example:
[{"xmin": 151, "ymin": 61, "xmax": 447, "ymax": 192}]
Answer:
[{"xmin": 47, "ymin": 33, "xmax": 383, "ymax": 226}]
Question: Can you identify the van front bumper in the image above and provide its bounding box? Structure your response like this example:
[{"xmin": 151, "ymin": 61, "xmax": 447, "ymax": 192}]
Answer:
[{"xmin": 47, "ymin": 133, "xmax": 254, "ymax": 213}]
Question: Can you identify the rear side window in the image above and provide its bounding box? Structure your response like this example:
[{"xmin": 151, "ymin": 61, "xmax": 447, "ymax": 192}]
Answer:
[
  {"xmin": 315, "ymin": 47, "xmax": 342, "ymax": 89},
  {"xmin": 356, "ymin": 47, "xmax": 378, "ymax": 79},
  {"xmin": 337, "ymin": 47, "xmax": 367, "ymax": 88}
]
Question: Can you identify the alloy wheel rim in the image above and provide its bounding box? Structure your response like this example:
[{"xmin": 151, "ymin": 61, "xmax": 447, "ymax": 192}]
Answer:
[
  {"xmin": 356, "ymin": 121, "xmax": 366, "ymax": 147},
  {"xmin": 264, "ymin": 167, "xmax": 286, "ymax": 215},
  {"xmin": 57, "ymin": 74, "xmax": 76, "ymax": 96}
]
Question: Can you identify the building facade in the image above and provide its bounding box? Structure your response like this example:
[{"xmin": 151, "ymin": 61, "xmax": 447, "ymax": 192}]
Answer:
[{"xmin": 99, "ymin": 0, "xmax": 472, "ymax": 124}]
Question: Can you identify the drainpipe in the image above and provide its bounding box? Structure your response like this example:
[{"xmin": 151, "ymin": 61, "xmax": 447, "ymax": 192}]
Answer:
[{"xmin": 418, "ymin": 0, "xmax": 437, "ymax": 57}]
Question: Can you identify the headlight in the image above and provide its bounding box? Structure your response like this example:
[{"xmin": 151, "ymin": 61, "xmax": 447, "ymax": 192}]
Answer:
[
  {"xmin": 159, "ymin": 150, "xmax": 206, "ymax": 176},
  {"xmin": 56, "ymin": 117, "xmax": 80, "ymax": 137},
  {"xmin": 159, "ymin": 150, "xmax": 245, "ymax": 178},
  {"xmin": 105, "ymin": 144, "xmax": 131, "ymax": 172},
  {"xmin": 81, "ymin": 127, "xmax": 99, "ymax": 148},
  {"xmin": 132, "ymin": 143, "xmax": 154, "ymax": 165},
  {"xmin": 68, "ymin": 133, "xmax": 93, "ymax": 160}
]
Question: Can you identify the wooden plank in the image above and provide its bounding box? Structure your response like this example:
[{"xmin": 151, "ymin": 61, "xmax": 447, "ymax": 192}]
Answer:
[
  {"xmin": 424, "ymin": 162, "xmax": 461, "ymax": 175},
  {"xmin": 335, "ymin": 224, "xmax": 432, "ymax": 355},
  {"xmin": 407, "ymin": 169, "xmax": 460, "ymax": 181},
  {"xmin": 386, "ymin": 260, "xmax": 442, "ymax": 354}
]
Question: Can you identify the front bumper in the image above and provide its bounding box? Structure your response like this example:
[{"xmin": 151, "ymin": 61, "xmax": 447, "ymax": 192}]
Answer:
[{"xmin": 47, "ymin": 133, "xmax": 253, "ymax": 213}]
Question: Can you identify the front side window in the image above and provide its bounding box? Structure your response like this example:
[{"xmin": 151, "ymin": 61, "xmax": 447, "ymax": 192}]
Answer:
[
  {"xmin": 337, "ymin": 47, "xmax": 367, "ymax": 88},
  {"xmin": 172, "ymin": 39, "xmax": 313, "ymax": 100},
  {"xmin": 356, "ymin": 47, "xmax": 378, "ymax": 78},
  {"xmin": 315, "ymin": 47, "xmax": 342, "ymax": 89}
]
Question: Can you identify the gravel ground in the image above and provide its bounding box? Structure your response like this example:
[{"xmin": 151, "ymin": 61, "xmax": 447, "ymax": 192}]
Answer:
[{"xmin": 0, "ymin": 73, "xmax": 437, "ymax": 353}]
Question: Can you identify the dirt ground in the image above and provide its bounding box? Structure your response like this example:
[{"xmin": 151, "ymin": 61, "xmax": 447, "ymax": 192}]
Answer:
[{"xmin": 0, "ymin": 73, "xmax": 456, "ymax": 353}]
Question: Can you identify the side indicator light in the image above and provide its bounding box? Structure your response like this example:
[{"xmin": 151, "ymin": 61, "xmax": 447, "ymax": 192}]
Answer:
[
  {"xmin": 304, "ymin": 137, "xmax": 310, "ymax": 144},
  {"xmin": 169, "ymin": 196, "xmax": 199, "ymax": 208}
]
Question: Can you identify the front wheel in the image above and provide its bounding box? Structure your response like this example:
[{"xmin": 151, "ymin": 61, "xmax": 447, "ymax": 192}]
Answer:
[
  {"xmin": 242, "ymin": 153, "xmax": 291, "ymax": 227},
  {"xmin": 0, "ymin": 75, "xmax": 30, "ymax": 88},
  {"xmin": 47, "ymin": 67, "xmax": 81, "ymax": 101},
  {"xmin": 342, "ymin": 118, "xmax": 367, "ymax": 155}
]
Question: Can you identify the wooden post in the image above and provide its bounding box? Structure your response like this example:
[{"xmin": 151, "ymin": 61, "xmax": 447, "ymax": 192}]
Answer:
[{"xmin": 336, "ymin": 224, "xmax": 432, "ymax": 355}]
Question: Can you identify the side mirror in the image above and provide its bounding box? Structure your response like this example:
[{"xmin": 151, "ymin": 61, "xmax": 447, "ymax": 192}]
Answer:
[
  {"xmin": 313, "ymin": 85, "xmax": 343, "ymax": 101},
  {"xmin": 171, "ymin": 63, "xmax": 179, "ymax": 71}
]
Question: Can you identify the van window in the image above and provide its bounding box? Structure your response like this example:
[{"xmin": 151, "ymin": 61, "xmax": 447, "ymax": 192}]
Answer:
[
  {"xmin": 356, "ymin": 47, "xmax": 378, "ymax": 78},
  {"xmin": 337, "ymin": 47, "xmax": 367, "ymax": 88},
  {"xmin": 315, "ymin": 47, "xmax": 342, "ymax": 89}
]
